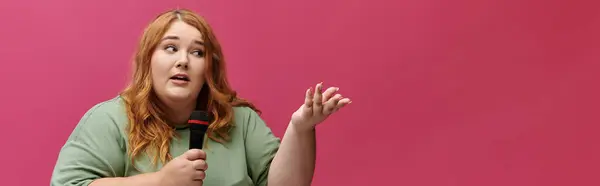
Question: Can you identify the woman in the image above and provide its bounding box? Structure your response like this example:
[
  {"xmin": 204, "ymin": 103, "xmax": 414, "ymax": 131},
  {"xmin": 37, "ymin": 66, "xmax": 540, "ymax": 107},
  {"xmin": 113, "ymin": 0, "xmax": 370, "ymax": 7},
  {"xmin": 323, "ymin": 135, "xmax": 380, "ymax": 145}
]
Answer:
[{"xmin": 50, "ymin": 9, "xmax": 350, "ymax": 186}]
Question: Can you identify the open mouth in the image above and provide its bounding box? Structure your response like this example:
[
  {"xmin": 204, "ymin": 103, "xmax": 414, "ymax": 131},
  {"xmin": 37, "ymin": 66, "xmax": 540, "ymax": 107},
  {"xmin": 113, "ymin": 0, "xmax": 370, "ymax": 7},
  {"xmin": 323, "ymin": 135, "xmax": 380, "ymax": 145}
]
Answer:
[{"xmin": 170, "ymin": 75, "xmax": 190, "ymax": 81}]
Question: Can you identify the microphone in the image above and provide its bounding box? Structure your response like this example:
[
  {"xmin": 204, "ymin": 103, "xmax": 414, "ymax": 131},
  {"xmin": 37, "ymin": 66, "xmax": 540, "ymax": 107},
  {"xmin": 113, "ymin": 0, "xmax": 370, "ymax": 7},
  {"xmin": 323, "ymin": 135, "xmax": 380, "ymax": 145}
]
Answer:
[{"xmin": 189, "ymin": 110, "xmax": 210, "ymax": 149}]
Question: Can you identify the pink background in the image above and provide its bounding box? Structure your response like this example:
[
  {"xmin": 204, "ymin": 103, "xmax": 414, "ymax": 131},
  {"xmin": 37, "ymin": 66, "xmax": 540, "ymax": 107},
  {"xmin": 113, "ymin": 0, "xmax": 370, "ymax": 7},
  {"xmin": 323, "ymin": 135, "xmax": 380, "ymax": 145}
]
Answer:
[{"xmin": 1, "ymin": 0, "xmax": 600, "ymax": 185}]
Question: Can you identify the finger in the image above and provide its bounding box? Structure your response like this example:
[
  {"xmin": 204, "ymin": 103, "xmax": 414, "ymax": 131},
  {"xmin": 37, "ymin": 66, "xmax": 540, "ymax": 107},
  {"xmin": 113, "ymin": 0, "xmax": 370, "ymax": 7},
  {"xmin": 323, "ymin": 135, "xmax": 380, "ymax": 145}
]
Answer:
[
  {"xmin": 332, "ymin": 98, "xmax": 351, "ymax": 113},
  {"xmin": 313, "ymin": 82, "xmax": 324, "ymax": 114},
  {"xmin": 192, "ymin": 159, "xmax": 208, "ymax": 171},
  {"xmin": 304, "ymin": 87, "xmax": 313, "ymax": 108},
  {"xmin": 184, "ymin": 149, "xmax": 206, "ymax": 161},
  {"xmin": 323, "ymin": 94, "xmax": 342, "ymax": 115},
  {"xmin": 321, "ymin": 87, "xmax": 339, "ymax": 103},
  {"xmin": 193, "ymin": 170, "xmax": 206, "ymax": 181}
]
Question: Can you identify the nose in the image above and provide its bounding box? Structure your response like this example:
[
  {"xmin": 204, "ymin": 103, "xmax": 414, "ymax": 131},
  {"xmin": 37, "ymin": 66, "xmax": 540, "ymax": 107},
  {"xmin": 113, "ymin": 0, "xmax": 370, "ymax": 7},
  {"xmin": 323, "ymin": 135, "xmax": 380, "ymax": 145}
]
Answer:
[{"xmin": 175, "ymin": 52, "xmax": 189, "ymax": 69}]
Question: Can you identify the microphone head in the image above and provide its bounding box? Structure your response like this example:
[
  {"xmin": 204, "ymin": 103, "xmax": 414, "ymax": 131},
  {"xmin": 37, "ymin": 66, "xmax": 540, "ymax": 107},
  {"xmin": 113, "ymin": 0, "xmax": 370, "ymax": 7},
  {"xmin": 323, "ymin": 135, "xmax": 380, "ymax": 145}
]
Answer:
[{"xmin": 188, "ymin": 111, "xmax": 210, "ymax": 126}]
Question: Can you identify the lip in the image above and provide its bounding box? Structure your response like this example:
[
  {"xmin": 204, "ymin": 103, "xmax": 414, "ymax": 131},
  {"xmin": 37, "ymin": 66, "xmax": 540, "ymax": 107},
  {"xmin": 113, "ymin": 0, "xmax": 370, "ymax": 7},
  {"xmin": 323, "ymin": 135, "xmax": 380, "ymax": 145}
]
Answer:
[
  {"xmin": 171, "ymin": 73, "xmax": 190, "ymax": 80},
  {"xmin": 170, "ymin": 78, "xmax": 189, "ymax": 85},
  {"xmin": 170, "ymin": 73, "xmax": 190, "ymax": 85}
]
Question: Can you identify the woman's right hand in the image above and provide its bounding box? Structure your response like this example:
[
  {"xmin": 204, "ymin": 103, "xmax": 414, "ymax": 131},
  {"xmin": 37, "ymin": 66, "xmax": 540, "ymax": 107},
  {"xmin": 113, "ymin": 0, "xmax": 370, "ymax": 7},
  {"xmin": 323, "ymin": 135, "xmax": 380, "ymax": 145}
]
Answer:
[{"xmin": 156, "ymin": 149, "xmax": 208, "ymax": 186}]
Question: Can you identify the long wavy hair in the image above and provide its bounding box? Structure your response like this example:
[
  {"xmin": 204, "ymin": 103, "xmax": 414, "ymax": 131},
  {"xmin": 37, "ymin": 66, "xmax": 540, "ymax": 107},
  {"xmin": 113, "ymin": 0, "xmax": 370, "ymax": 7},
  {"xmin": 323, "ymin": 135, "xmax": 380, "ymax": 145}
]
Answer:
[{"xmin": 120, "ymin": 9, "xmax": 259, "ymax": 167}]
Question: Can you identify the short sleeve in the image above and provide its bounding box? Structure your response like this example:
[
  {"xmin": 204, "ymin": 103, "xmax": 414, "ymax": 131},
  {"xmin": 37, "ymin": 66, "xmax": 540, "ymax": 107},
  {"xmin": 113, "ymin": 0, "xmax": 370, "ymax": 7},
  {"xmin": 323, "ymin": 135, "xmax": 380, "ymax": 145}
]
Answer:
[
  {"xmin": 50, "ymin": 103, "xmax": 127, "ymax": 186},
  {"xmin": 242, "ymin": 108, "xmax": 281, "ymax": 186}
]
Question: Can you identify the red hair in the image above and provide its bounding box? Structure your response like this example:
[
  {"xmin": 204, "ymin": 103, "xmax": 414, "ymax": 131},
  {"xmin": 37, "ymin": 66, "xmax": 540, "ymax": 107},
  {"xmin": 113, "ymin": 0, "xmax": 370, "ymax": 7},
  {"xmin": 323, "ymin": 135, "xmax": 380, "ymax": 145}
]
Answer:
[{"xmin": 120, "ymin": 9, "xmax": 259, "ymax": 167}]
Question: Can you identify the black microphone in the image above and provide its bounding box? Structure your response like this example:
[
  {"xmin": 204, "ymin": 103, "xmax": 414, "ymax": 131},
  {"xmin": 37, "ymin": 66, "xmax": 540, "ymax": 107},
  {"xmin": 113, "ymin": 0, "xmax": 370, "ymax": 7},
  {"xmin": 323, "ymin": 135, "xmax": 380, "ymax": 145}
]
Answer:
[{"xmin": 189, "ymin": 111, "xmax": 210, "ymax": 149}]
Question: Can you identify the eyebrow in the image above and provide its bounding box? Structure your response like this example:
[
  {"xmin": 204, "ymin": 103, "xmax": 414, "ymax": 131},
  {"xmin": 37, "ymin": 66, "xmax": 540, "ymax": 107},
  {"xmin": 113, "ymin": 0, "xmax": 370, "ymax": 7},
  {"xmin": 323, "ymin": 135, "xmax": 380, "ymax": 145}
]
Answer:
[{"xmin": 162, "ymin": 35, "xmax": 205, "ymax": 45}]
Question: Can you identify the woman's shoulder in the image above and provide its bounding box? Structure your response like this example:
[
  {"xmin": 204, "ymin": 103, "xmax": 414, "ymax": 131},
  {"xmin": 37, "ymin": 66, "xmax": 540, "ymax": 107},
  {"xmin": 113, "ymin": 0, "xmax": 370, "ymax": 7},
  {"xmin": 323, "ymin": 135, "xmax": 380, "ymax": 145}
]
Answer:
[
  {"xmin": 232, "ymin": 106, "xmax": 261, "ymax": 121},
  {"xmin": 83, "ymin": 96, "xmax": 127, "ymax": 119},
  {"xmin": 231, "ymin": 106, "xmax": 271, "ymax": 133},
  {"xmin": 76, "ymin": 96, "xmax": 129, "ymax": 132}
]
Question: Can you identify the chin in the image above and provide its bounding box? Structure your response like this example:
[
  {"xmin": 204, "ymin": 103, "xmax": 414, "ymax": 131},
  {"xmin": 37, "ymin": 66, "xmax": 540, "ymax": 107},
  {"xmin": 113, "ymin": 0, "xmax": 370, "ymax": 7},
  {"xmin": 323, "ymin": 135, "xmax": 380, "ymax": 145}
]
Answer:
[
  {"xmin": 164, "ymin": 90, "xmax": 195, "ymax": 101},
  {"xmin": 167, "ymin": 92, "xmax": 194, "ymax": 100},
  {"xmin": 168, "ymin": 94, "xmax": 191, "ymax": 101}
]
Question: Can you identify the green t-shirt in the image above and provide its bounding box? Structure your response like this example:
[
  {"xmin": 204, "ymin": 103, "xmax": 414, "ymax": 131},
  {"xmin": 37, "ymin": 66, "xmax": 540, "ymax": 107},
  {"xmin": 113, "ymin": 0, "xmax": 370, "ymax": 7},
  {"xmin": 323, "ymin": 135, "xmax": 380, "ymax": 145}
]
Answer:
[{"xmin": 50, "ymin": 96, "xmax": 281, "ymax": 186}]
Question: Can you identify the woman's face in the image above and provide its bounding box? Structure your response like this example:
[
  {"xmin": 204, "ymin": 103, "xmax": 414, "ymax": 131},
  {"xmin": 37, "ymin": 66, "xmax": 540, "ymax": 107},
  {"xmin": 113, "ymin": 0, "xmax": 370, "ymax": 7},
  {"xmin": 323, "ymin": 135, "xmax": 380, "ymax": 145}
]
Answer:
[{"xmin": 151, "ymin": 21, "xmax": 207, "ymax": 106}]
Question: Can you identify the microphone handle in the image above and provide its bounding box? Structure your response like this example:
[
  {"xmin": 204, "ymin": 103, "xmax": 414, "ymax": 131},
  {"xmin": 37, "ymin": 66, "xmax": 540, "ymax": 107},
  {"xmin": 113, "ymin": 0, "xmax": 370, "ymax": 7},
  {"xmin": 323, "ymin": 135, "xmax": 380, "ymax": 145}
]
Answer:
[{"xmin": 189, "ymin": 125, "xmax": 208, "ymax": 149}]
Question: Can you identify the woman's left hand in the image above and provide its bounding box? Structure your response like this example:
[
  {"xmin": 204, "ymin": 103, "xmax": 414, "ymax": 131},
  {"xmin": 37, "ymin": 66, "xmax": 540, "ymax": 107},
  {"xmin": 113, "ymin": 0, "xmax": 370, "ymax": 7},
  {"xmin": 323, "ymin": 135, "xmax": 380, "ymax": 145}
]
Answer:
[{"xmin": 291, "ymin": 82, "xmax": 352, "ymax": 132}]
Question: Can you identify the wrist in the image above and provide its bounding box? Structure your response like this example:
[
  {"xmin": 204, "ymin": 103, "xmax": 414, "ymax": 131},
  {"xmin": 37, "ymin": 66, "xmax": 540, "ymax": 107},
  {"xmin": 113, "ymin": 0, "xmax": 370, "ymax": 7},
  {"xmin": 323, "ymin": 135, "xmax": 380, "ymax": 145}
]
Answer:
[
  {"xmin": 289, "ymin": 121, "xmax": 316, "ymax": 134},
  {"xmin": 151, "ymin": 171, "xmax": 165, "ymax": 186}
]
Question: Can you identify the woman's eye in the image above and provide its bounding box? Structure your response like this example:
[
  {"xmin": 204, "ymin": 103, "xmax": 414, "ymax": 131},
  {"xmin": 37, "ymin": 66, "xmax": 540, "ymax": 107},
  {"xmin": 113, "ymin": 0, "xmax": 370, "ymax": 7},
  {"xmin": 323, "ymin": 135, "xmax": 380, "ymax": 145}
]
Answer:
[
  {"xmin": 165, "ymin": 45, "xmax": 177, "ymax": 52},
  {"xmin": 192, "ymin": 50, "xmax": 205, "ymax": 57}
]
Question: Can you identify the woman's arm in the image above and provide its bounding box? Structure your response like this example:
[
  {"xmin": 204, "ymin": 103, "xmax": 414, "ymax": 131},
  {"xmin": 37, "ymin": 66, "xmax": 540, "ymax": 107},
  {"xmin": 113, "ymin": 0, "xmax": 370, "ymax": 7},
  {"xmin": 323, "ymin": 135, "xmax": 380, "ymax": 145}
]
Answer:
[
  {"xmin": 89, "ymin": 173, "xmax": 161, "ymax": 186},
  {"xmin": 267, "ymin": 83, "xmax": 351, "ymax": 186},
  {"xmin": 267, "ymin": 123, "xmax": 316, "ymax": 186}
]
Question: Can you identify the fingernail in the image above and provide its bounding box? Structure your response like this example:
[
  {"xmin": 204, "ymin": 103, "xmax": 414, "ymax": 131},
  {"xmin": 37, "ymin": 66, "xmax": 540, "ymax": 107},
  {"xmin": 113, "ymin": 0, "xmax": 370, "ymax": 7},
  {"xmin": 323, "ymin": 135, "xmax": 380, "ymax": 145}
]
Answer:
[
  {"xmin": 336, "ymin": 87, "xmax": 340, "ymax": 91},
  {"xmin": 317, "ymin": 83, "xmax": 323, "ymax": 92}
]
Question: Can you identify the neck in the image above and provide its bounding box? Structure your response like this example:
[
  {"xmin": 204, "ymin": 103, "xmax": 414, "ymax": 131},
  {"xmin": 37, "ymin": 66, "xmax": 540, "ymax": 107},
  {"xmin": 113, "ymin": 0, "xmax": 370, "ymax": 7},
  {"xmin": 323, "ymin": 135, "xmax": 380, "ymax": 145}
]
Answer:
[{"xmin": 163, "ymin": 100, "xmax": 196, "ymax": 126}]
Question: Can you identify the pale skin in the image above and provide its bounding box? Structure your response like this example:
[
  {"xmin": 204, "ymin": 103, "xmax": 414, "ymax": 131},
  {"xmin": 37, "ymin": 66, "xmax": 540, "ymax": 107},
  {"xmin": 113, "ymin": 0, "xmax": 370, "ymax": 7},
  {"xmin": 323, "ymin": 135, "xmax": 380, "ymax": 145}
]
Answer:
[
  {"xmin": 90, "ymin": 20, "xmax": 350, "ymax": 186},
  {"xmin": 269, "ymin": 83, "xmax": 351, "ymax": 186}
]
